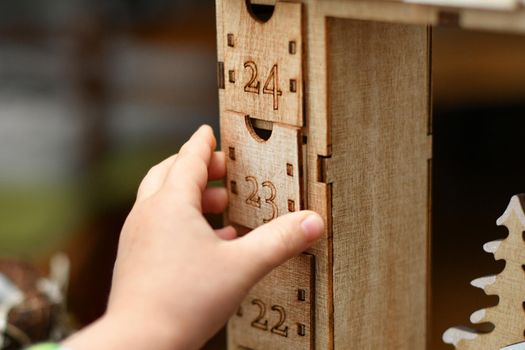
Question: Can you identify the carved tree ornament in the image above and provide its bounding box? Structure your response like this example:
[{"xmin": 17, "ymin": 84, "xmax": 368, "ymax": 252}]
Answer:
[{"xmin": 443, "ymin": 194, "xmax": 525, "ymax": 349}]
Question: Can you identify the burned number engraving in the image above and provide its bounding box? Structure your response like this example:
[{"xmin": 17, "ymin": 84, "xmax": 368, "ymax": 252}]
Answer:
[
  {"xmin": 244, "ymin": 177, "xmax": 278, "ymax": 223},
  {"xmin": 243, "ymin": 62, "xmax": 283, "ymax": 110},
  {"xmin": 243, "ymin": 61, "xmax": 260, "ymax": 94},
  {"xmin": 249, "ymin": 299, "xmax": 289, "ymax": 338},
  {"xmin": 250, "ymin": 299, "xmax": 269, "ymax": 331},
  {"xmin": 270, "ymin": 305, "xmax": 289, "ymax": 337},
  {"xmin": 245, "ymin": 176, "xmax": 261, "ymax": 208}
]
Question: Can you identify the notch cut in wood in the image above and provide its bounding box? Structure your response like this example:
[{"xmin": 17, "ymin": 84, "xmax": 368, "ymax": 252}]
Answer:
[
  {"xmin": 222, "ymin": 111, "xmax": 303, "ymax": 229},
  {"xmin": 317, "ymin": 155, "xmax": 331, "ymax": 184},
  {"xmin": 229, "ymin": 254, "xmax": 315, "ymax": 350},
  {"xmin": 217, "ymin": 62, "xmax": 225, "ymax": 89},
  {"xmin": 228, "ymin": 33, "xmax": 235, "ymax": 47}
]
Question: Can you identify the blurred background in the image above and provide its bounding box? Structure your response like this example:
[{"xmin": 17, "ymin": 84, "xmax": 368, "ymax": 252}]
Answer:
[
  {"xmin": 0, "ymin": 1, "xmax": 524, "ymax": 349},
  {"xmin": 0, "ymin": 0, "xmax": 222, "ymax": 348},
  {"xmin": 432, "ymin": 28, "xmax": 525, "ymax": 349}
]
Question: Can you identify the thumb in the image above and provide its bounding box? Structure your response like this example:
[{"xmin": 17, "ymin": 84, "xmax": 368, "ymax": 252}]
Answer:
[{"xmin": 232, "ymin": 211, "xmax": 324, "ymax": 282}]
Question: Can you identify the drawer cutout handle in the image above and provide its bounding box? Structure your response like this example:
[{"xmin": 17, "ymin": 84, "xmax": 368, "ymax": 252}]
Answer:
[{"xmin": 245, "ymin": 115, "xmax": 273, "ymax": 143}]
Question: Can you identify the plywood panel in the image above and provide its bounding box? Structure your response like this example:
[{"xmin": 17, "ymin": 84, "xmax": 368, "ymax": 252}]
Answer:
[
  {"xmin": 222, "ymin": 111, "xmax": 303, "ymax": 229},
  {"xmin": 217, "ymin": 2, "xmax": 334, "ymax": 350},
  {"xmin": 405, "ymin": 0, "xmax": 518, "ymax": 11},
  {"xmin": 228, "ymin": 254, "xmax": 315, "ymax": 350},
  {"xmin": 221, "ymin": 1, "xmax": 303, "ymax": 127},
  {"xmin": 327, "ymin": 18, "xmax": 431, "ymax": 349}
]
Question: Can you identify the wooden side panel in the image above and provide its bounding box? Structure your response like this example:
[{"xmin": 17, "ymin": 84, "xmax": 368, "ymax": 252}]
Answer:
[
  {"xmin": 229, "ymin": 253, "xmax": 315, "ymax": 350},
  {"xmin": 303, "ymin": 4, "xmax": 335, "ymax": 350},
  {"xmin": 327, "ymin": 19, "xmax": 431, "ymax": 349}
]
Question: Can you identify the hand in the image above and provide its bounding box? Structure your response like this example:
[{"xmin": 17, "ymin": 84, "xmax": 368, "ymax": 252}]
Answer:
[{"xmin": 63, "ymin": 126, "xmax": 324, "ymax": 350}]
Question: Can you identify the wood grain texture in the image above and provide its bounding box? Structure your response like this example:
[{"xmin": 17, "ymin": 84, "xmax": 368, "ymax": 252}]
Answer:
[
  {"xmin": 220, "ymin": 1, "xmax": 525, "ymax": 350},
  {"xmin": 222, "ymin": 111, "xmax": 303, "ymax": 229},
  {"xmin": 221, "ymin": 0, "xmax": 303, "ymax": 127},
  {"xmin": 326, "ymin": 18, "xmax": 431, "ymax": 349},
  {"xmin": 303, "ymin": 4, "xmax": 334, "ymax": 349},
  {"xmin": 229, "ymin": 254, "xmax": 315, "ymax": 350},
  {"xmin": 443, "ymin": 195, "xmax": 525, "ymax": 350},
  {"xmin": 217, "ymin": 2, "xmax": 332, "ymax": 349},
  {"xmin": 304, "ymin": 0, "xmax": 331, "ymax": 156}
]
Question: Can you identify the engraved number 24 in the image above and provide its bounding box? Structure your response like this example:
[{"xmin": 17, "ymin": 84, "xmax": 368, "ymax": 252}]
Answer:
[{"xmin": 244, "ymin": 61, "xmax": 283, "ymax": 111}]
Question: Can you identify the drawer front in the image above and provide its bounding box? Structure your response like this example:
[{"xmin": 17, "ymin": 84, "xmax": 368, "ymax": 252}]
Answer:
[
  {"xmin": 229, "ymin": 253, "xmax": 315, "ymax": 350},
  {"xmin": 219, "ymin": 1, "xmax": 303, "ymax": 127},
  {"xmin": 222, "ymin": 111, "xmax": 303, "ymax": 229}
]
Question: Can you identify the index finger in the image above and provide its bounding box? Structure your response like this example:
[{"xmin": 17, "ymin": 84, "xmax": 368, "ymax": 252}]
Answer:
[{"xmin": 163, "ymin": 125, "xmax": 216, "ymax": 209}]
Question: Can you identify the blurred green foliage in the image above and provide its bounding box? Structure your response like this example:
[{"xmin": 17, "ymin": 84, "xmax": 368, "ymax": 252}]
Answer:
[
  {"xmin": 0, "ymin": 183, "xmax": 82, "ymax": 257},
  {"xmin": 0, "ymin": 142, "xmax": 182, "ymax": 258}
]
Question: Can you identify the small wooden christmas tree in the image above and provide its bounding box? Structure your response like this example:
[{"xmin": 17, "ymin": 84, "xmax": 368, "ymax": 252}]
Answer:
[{"xmin": 443, "ymin": 194, "xmax": 525, "ymax": 349}]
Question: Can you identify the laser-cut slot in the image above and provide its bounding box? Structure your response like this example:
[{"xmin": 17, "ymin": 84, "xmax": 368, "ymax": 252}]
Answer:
[
  {"xmin": 244, "ymin": 115, "xmax": 273, "ymax": 142},
  {"xmin": 286, "ymin": 163, "xmax": 294, "ymax": 177},
  {"xmin": 290, "ymin": 79, "xmax": 297, "ymax": 93},
  {"xmin": 245, "ymin": 0, "xmax": 275, "ymax": 23},
  {"xmin": 438, "ymin": 10, "xmax": 460, "ymax": 26},
  {"xmin": 230, "ymin": 181, "xmax": 238, "ymax": 195},
  {"xmin": 317, "ymin": 155, "xmax": 331, "ymax": 183},
  {"xmin": 229, "ymin": 70, "xmax": 236, "ymax": 83},
  {"xmin": 217, "ymin": 62, "xmax": 225, "ymax": 89},
  {"xmin": 297, "ymin": 289, "xmax": 306, "ymax": 301},
  {"xmin": 297, "ymin": 323, "xmax": 306, "ymax": 336},
  {"xmin": 288, "ymin": 199, "xmax": 295, "ymax": 212},
  {"xmin": 228, "ymin": 33, "xmax": 235, "ymax": 47},
  {"xmin": 289, "ymin": 41, "xmax": 297, "ymax": 55},
  {"xmin": 229, "ymin": 147, "xmax": 236, "ymax": 160}
]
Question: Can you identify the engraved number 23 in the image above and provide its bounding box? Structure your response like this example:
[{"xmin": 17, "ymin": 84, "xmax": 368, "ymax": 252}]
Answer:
[{"xmin": 245, "ymin": 176, "xmax": 278, "ymax": 223}]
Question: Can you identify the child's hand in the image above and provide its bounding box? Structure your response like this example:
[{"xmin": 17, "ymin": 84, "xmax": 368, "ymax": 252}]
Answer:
[{"xmin": 63, "ymin": 126, "xmax": 324, "ymax": 350}]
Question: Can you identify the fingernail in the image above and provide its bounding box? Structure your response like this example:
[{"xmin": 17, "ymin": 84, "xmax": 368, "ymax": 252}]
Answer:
[{"xmin": 301, "ymin": 214, "xmax": 324, "ymax": 242}]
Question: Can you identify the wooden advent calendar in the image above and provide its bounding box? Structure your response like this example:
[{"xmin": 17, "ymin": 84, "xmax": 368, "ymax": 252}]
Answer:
[{"xmin": 215, "ymin": 0, "xmax": 525, "ymax": 349}]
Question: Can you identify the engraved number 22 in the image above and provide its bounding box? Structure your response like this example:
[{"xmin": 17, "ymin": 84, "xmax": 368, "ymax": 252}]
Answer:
[
  {"xmin": 250, "ymin": 299, "xmax": 289, "ymax": 338},
  {"xmin": 245, "ymin": 176, "xmax": 278, "ymax": 223}
]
